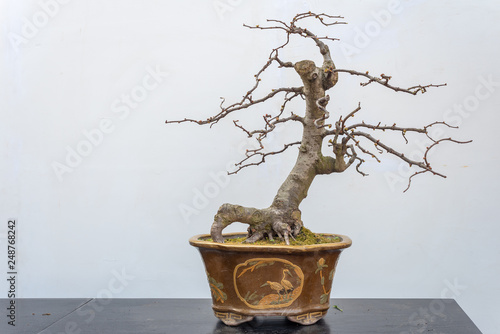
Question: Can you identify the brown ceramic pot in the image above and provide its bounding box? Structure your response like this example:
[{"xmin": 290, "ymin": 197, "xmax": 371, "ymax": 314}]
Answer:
[{"xmin": 189, "ymin": 232, "xmax": 352, "ymax": 326}]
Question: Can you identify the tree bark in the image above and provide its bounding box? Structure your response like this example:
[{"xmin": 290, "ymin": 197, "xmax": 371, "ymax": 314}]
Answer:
[{"xmin": 210, "ymin": 58, "xmax": 346, "ymax": 244}]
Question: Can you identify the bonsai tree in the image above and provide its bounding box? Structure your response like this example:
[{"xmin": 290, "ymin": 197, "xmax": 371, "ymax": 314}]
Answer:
[{"xmin": 166, "ymin": 13, "xmax": 469, "ymax": 245}]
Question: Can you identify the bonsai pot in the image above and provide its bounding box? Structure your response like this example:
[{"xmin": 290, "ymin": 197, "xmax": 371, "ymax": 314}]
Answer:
[{"xmin": 189, "ymin": 233, "xmax": 352, "ymax": 326}]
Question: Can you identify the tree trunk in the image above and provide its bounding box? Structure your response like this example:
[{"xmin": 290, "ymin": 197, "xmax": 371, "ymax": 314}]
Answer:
[{"xmin": 210, "ymin": 59, "xmax": 344, "ymax": 244}]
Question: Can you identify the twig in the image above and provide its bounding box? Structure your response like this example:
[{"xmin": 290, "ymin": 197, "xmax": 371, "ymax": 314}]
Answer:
[
  {"xmin": 332, "ymin": 69, "xmax": 447, "ymax": 95},
  {"xmin": 230, "ymin": 141, "xmax": 301, "ymax": 175}
]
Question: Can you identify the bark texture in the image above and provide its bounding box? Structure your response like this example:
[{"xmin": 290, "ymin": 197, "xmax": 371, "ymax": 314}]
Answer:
[{"xmin": 211, "ymin": 57, "xmax": 344, "ymax": 244}]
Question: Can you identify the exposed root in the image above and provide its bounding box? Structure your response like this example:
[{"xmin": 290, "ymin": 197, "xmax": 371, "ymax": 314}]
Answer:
[{"xmin": 210, "ymin": 203, "xmax": 303, "ymax": 245}]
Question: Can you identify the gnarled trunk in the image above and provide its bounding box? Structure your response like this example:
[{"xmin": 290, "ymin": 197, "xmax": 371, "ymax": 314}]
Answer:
[{"xmin": 210, "ymin": 59, "xmax": 345, "ymax": 244}]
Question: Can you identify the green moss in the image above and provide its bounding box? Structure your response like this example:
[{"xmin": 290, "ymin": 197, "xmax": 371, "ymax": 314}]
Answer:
[
  {"xmin": 292, "ymin": 227, "xmax": 341, "ymax": 245},
  {"xmin": 204, "ymin": 227, "xmax": 341, "ymax": 245}
]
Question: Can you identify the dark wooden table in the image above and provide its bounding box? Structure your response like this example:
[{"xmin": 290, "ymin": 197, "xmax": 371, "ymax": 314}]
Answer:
[{"xmin": 0, "ymin": 298, "xmax": 482, "ymax": 333}]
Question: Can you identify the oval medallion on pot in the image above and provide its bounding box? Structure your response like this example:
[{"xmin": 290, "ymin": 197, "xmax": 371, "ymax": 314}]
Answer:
[{"xmin": 233, "ymin": 258, "xmax": 304, "ymax": 309}]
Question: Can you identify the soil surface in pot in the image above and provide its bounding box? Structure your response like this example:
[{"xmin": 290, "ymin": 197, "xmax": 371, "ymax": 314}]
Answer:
[{"xmin": 201, "ymin": 228, "xmax": 342, "ymax": 246}]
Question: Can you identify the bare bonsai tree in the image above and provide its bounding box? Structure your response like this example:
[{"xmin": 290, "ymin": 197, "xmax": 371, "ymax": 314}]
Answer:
[{"xmin": 166, "ymin": 13, "xmax": 469, "ymax": 245}]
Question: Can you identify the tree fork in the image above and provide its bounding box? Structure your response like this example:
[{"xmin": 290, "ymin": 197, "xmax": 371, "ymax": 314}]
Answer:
[{"xmin": 210, "ymin": 57, "xmax": 347, "ymax": 244}]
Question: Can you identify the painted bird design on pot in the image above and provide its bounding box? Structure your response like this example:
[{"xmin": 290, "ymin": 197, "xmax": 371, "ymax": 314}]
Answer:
[{"xmin": 281, "ymin": 269, "xmax": 294, "ymax": 295}]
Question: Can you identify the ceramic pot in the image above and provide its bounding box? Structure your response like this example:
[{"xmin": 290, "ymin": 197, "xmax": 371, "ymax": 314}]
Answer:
[{"xmin": 189, "ymin": 232, "xmax": 352, "ymax": 326}]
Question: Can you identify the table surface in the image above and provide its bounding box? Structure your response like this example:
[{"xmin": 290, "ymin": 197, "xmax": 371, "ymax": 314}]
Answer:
[{"xmin": 0, "ymin": 298, "xmax": 482, "ymax": 334}]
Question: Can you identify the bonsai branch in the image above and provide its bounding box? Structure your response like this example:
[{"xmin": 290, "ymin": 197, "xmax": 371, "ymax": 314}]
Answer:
[
  {"xmin": 244, "ymin": 12, "xmax": 346, "ymax": 63},
  {"xmin": 317, "ymin": 100, "xmax": 470, "ymax": 187},
  {"xmin": 230, "ymin": 141, "xmax": 301, "ymax": 175},
  {"xmin": 165, "ymin": 85, "xmax": 302, "ymax": 127},
  {"xmin": 233, "ymin": 91, "xmax": 305, "ymax": 139},
  {"xmin": 404, "ymin": 136, "xmax": 472, "ymax": 191},
  {"xmin": 332, "ymin": 69, "xmax": 447, "ymax": 95}
]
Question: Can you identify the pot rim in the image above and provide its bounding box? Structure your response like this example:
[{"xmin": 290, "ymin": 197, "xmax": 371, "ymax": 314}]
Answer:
[{"xmin": 189, "ymin": 232, "xmax": 352, "ymax": 253}]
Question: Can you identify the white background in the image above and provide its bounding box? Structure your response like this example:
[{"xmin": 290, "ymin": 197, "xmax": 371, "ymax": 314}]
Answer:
[{"xmin": 1, "ymin": 0, "xmax": 499, "ymax": 333}]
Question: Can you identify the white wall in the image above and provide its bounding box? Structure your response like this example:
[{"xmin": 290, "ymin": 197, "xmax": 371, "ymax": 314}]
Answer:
[{"xmin": 1, "ymin": 0, "xmax": 499, "ymax": 332}]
